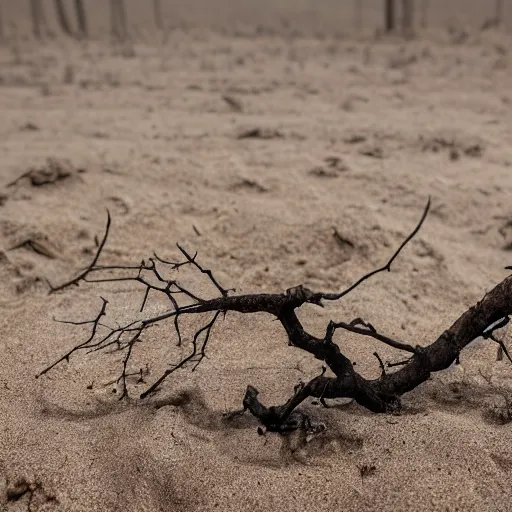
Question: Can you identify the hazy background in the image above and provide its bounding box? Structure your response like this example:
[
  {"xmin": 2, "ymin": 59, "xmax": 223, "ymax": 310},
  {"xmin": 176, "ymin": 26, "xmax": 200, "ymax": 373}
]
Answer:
[{"xmin": 0, "ymin": 0, "xmax": 510, "ymax": 40}]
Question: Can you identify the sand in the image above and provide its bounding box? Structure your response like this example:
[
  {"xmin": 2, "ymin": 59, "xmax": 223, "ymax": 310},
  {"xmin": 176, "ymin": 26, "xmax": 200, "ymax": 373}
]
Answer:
[{"xmin": 2, "ymin": 3, "xmax": 512, "ymax": 511}]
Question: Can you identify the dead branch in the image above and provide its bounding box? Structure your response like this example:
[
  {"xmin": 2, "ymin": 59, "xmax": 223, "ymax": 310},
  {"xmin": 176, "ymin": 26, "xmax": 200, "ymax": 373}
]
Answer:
[
  {"xmin": 47, "ymin": 211, "xmax": 111, "ymax": 292},
  {"xmin": 36, "ymin": 197, "xmax": 512, "ymax": 434}
]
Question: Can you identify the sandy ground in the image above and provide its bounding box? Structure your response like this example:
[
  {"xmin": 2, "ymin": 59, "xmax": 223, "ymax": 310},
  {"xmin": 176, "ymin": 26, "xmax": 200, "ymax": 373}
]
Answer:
[{"xmin": 2, "ymin": 14, "xmax": 512, "ymax": 512}]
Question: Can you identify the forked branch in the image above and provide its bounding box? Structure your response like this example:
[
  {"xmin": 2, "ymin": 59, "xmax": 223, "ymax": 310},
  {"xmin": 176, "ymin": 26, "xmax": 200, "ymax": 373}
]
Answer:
[{"xmin": 37, "ymin": 197, "xmax": 512, "ymax": 433}]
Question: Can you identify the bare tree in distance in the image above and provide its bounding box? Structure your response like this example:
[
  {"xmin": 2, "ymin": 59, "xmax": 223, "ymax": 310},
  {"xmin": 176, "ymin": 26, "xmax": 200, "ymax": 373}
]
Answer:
[
  {"xmin": 384, "ymin": 0, "xmax": 396, "ymax": 32},
  {"xmin": 74, "ymin": 0, "xmax": 87, "ymax": 38},
  {"xmin": 419, "ymin": 0, "xmax": 429, "ymax": 28},
  {"xmin": 0, "ymin": 0, "xmax": 4, "ymax": 41},
  {"xmin": 495, "ymin": 0, "xmax": 504, "ymax": 23},
  {"xmin": 153, "ymin": 0, "xmax": 162, "ymax": 30},
  {"xmin": 29, "ymin": 0, "xmax": 46, "ymax": 39},
  {"xmin": 37, "ymin": 199, "xmax": 512, "ymax": 435},
  {"xmin": 110, "ymin": 0, "xmax": 128, "ymax": 41},
  {"xmin": 401, "ymin": 0, "xmax": 414, "ymax": 36},
  {"xmin": 54, "ymin": 0, "xmax": 73, "ymax": 36},
  {"xmin": 353, "ymin": 0, "xmax": 363, "ymax": 33}
]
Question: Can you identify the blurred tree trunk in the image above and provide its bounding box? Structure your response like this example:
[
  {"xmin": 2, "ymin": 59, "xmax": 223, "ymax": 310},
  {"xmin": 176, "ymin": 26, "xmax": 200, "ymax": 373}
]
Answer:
[
  {"xmin": 0, "ymin": 0, "xmax": 4, "ymax": 41},
  {"xmin": 110, "ymin": 0, "xmax": 128, "ymax": 40},
  {"xmin": 74, "ymin": 0, "xmax": 87, "ymax": 38},
  {"xmin": 30, "ymin": 0, "xmax": 45, "ymax": 39},
  {"xmin": 110, "ymin": 0, "xmax": 118, "ymax": 38},
  {"xmin": 495, "ymin": 0, "xmax": 504, "ymax": 23},
  {"xmin": 153, "ymin": 0, "xmax": 162, "ymax": 30},
  {"xmin": 419, "ymin": 0, "xmax": 428, "ymax": 28},
  {"xmin": 54, "ymin": 0, "xmax": 73, "ymax": 36},
  {"xmin": 354, "ymin": 0, "xmax": 362, "ymax": 32},
  {"xmin": 39, "ymin": 0, "xmax": 49, "ymax": 35},
  {"xmin": 384, "ymin": 0, "xmax": 395, "ymax": 32},
  {"xmin": 401, "ymin": 0, "xmax": 414, "ymax": 35},
  {"xmin": 117, "ymin": 0, "xmax": 127, "ymax": 36}
]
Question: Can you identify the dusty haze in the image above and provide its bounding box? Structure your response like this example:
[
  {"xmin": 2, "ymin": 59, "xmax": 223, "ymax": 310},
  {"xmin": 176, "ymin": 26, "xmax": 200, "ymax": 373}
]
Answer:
[{"xmin": 1, "ymin": 2, "xmax": 512, "ymax": 511}]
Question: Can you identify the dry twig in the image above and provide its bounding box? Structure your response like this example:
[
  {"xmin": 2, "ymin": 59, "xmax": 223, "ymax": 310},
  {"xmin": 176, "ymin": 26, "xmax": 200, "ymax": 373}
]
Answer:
[{"xmin": 36, "ymin": 197, "xmax": 512, "ymax": 433}]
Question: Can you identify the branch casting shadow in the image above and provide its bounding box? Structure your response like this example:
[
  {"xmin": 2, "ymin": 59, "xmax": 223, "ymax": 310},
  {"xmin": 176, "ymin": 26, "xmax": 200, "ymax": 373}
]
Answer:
[{"xmin": 37, "ymin": 197, "xmax": 512, "ymax": 434}]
